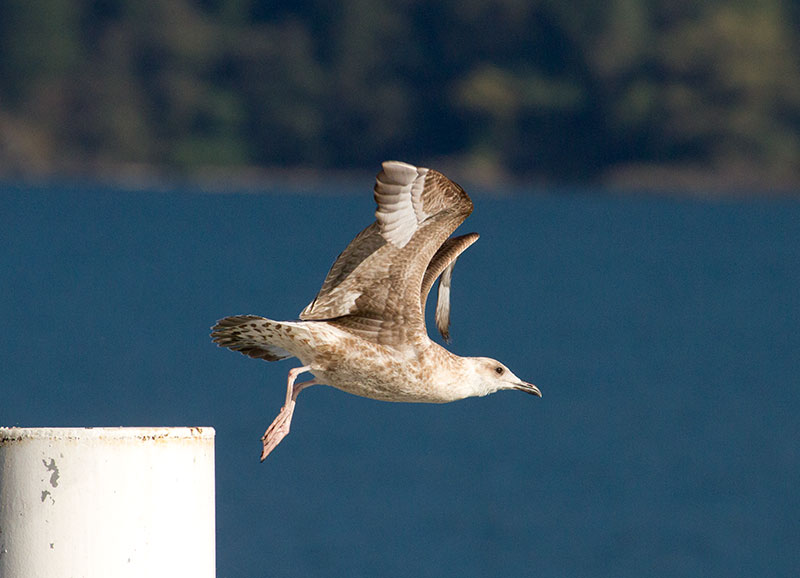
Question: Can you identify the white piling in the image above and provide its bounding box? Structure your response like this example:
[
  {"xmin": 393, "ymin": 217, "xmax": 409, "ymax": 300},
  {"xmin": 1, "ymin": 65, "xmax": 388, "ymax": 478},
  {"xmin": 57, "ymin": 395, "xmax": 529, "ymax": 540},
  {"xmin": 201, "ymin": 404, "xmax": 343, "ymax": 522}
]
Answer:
[{"xmin": 0, "ymin": 427, "xmax": 215, "ymax": 578}]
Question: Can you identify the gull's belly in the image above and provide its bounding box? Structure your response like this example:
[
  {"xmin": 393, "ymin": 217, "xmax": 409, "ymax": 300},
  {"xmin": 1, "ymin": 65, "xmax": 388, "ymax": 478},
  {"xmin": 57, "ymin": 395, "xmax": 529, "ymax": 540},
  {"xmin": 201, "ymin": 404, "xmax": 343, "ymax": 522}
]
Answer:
[
  {"xmin": 324, "ymin": 367, "xmax": 449, "ymax": 403},
  {"xmin": 296, "ymin": 327, "xmax": 462, "ymax": 403},
  {"xmin": 311, "ymin": 350, "xmax": 453, "ymax": 403}
]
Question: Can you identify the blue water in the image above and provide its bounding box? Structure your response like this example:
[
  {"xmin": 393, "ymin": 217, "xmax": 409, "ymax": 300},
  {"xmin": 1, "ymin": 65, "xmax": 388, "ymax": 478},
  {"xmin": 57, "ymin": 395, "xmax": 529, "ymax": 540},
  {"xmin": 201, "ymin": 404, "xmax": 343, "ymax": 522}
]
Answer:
[{"xmin": 1, "ymin": 183, "xmax": 798, "ymax": 577}]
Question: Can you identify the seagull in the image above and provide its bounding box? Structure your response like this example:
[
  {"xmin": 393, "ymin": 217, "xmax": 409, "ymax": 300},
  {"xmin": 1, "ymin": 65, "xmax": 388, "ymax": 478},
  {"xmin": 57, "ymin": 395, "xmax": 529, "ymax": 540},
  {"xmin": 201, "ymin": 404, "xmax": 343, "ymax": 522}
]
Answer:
[{"xmin": 212, "ymin": 161, "xmax": 541, "ymax": 461}]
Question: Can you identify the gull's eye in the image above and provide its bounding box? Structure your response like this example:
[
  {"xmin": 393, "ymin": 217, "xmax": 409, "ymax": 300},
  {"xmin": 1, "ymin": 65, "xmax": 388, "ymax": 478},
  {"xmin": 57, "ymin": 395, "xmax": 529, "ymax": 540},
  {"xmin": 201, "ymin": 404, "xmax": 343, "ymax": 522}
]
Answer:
[{"xmin": 495, "ymin": 366, "xmax": 504, "ymax": 375}]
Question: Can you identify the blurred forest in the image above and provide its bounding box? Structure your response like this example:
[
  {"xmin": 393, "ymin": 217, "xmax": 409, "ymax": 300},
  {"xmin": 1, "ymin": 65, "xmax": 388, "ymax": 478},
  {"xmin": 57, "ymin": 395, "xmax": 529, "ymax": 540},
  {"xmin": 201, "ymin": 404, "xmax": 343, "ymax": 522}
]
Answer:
[{"xmin": 1, "ymin": 0, "xmax": 799, "ymax": 191}]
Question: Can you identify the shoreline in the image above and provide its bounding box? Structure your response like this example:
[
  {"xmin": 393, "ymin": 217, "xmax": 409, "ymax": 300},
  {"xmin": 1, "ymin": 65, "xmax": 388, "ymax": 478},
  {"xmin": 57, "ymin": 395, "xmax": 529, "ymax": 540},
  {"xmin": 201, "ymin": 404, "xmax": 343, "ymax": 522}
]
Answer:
[{"xmin": 2, "ymin": 160, "xmax": 798, "ymax": 198}]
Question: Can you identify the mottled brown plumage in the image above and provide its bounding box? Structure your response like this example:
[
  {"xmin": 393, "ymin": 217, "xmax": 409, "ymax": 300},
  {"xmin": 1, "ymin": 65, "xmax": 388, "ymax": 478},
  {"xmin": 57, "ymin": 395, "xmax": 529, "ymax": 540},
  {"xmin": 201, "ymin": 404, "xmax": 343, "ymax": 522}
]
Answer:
[
  {"xmin": 299, "ymin": 162, "xmax": 474, "ymax": 344},
  {"xmin": 211, "ymin": 161, "xmax": 540, "ymax": 461}
]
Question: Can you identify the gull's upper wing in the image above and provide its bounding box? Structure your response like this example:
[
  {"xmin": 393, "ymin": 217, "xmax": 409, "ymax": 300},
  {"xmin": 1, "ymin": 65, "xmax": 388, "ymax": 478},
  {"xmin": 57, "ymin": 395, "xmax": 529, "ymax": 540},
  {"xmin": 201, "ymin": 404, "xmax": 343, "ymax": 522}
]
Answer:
[{"xmin": 299, "ymin": 161, "xmax": 474, "ymax": 346}]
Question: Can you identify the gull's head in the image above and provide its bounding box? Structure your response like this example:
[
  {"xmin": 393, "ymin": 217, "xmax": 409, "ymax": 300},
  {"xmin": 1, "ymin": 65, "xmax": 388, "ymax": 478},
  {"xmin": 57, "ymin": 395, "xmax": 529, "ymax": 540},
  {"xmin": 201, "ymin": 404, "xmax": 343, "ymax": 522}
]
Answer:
[{"xmin": 463, "ymin": 357, "xmax": 541, "ymax": 398}]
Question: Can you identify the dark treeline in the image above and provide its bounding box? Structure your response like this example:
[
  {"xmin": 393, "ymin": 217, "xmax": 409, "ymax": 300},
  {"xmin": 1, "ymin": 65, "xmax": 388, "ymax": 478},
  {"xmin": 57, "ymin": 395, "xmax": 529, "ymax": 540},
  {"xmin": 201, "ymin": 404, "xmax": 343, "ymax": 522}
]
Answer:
[{"xmin": 1, "ymin": 0, "xmax": 799, "ymax": 189}]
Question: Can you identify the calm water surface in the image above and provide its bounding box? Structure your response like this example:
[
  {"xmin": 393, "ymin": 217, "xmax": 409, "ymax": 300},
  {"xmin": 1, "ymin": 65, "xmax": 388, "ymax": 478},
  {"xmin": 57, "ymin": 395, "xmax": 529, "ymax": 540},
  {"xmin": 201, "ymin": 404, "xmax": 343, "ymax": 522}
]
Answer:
[{"xmin": 1, "ymin": 183, "xmax": 798, "ymax": 577}]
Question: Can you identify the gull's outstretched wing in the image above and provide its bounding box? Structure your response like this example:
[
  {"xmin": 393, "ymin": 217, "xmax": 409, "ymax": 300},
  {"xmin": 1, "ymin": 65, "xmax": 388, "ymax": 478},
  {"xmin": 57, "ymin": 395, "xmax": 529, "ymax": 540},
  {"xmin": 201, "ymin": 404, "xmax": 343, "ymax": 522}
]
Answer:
[{"xmin": 299, "ymin": 161, "xmax": 474, "ymax": 346}]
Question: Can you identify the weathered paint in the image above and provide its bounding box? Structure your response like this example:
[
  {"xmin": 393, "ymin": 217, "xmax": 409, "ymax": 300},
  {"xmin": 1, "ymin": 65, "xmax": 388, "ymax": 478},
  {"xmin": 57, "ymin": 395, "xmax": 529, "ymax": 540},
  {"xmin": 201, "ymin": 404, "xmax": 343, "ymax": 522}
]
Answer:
[{"xmin": 0, "ymin": 427, "xmax": 215, "ymax": 578}]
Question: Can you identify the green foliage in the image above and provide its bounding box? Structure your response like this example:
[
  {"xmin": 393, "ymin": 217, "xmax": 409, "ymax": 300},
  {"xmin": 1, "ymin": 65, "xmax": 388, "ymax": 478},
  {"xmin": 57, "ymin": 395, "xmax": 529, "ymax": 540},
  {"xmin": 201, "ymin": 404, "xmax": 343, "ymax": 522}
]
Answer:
[{"xmin": 1, "ymin": 0, "xmax": 798, "ymax": 185}]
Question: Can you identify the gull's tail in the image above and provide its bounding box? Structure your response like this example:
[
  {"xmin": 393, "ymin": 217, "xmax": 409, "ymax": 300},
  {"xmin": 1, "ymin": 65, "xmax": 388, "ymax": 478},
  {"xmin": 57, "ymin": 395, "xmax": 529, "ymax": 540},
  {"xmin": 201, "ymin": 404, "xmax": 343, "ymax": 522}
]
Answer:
[{"xmin": 211, "ymin": 315, "xmax": 295, "ymax": 361}]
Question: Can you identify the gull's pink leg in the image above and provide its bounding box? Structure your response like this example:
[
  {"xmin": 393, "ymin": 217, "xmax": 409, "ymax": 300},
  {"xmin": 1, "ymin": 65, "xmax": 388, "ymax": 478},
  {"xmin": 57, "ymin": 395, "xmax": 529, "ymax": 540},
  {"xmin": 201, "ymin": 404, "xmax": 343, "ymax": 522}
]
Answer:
[{"xmin": 260, "ymin": 365, "xmax": 317, "ymax": 461}]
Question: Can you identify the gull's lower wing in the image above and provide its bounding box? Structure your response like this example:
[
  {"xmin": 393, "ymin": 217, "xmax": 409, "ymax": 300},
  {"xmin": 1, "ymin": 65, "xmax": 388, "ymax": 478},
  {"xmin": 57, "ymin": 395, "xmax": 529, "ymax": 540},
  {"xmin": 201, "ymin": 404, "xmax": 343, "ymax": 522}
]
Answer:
[{"xmin": 420, "ymin": 233, "xmax": 479, "ymax": 341}]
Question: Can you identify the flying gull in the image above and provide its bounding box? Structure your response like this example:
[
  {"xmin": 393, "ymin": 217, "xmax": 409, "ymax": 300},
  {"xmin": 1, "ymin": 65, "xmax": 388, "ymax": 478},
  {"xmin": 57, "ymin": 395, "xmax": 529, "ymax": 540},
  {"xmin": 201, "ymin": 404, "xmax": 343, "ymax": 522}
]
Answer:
[{"xmin": 212, "ymin": 161, "xmax": 541, "ymax": 461}]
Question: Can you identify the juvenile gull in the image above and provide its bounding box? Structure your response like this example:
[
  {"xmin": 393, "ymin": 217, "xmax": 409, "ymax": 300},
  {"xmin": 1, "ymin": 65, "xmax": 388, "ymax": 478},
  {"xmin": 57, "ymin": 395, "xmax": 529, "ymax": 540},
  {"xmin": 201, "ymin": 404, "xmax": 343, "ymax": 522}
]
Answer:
[{"xmin": 212, "ymin": 161, "xmax": 541, "ymax": 461}]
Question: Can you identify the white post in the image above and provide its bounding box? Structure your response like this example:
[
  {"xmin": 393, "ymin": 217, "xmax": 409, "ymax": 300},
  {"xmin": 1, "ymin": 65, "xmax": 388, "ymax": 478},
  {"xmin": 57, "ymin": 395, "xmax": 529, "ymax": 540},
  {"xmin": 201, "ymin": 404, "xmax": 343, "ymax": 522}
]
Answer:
[{"xmin": 0, "ymin": 427, "xmax": 215, "ymax": 578}]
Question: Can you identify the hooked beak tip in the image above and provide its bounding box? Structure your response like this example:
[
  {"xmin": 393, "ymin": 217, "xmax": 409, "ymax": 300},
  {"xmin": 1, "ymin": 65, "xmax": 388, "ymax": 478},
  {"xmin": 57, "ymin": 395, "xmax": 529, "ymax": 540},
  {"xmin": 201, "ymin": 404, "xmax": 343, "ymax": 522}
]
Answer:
[{"xmin": 515, "ymin": 382, "xmax": 542, "ymax": 397}]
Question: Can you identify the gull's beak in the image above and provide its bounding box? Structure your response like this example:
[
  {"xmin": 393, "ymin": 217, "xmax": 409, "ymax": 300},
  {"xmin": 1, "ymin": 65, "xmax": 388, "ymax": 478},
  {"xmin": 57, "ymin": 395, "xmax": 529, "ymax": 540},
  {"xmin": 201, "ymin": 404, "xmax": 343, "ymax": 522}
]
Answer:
[{"xmin": 514, "ymin": 381, "xmax": 542, "ymax": 397}]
